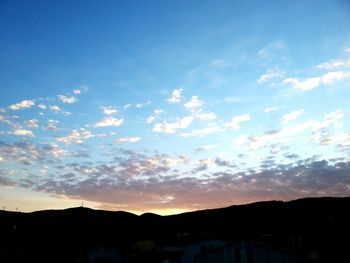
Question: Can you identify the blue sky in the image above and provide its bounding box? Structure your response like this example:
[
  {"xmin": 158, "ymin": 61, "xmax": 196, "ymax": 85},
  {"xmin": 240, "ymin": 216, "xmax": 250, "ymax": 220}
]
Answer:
[{"xmin": 1, "ymin": 0, "xmax": 350, "ymax": 214}]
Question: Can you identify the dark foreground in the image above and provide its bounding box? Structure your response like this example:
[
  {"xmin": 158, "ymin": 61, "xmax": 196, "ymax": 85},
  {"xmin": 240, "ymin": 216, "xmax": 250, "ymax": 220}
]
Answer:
[{"xmin": 0, "ymin": 197, "xmax": 349, "ymax": 263}]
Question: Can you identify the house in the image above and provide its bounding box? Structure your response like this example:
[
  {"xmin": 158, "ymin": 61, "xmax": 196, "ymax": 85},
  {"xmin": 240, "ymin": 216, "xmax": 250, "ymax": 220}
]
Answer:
[
  {"xmin": 193, "ymin": 239, "xmax": 301, "ymax": 263},
  {"xmin": 88, "ymin": 245, "xmax": 123, "ymax": 263},
  {"xmin": 162, "ymin": 238, "xmax": 228, "ymax": 263}
]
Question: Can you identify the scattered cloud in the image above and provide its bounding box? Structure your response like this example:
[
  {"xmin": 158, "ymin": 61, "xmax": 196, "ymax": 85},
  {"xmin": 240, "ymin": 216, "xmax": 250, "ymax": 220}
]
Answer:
[
  {"xmin": 58, "ymin": 95, "xmax": 78, "ymax": 104},
  {"xmin": 317, "ymin": 59, "xmax": 350, "ymax": 70},
  {"xmin": 146, "ymin": 109, "xmax": 163, "ymax": 124},
  {"xmin": 136, "ymin": 100, "xmax": 151, "ymax": 108},
  {"xmin": 95, "ymin": 117, "xmax": 124, "ymax": 128},
  {"xmin": 264, "ymin": 107, "xmax": 278, "ymax": 113},
  {"xmin": 185, "ymin": 96, "xmax": 203, "ymax": 111},
  {"xmin": 233, "ymin": 135, "xmax": 250, "ymax": 147},
  {"xmin": 44, "ymin": 120, "xmax": 61, "ymax": 131},
  {"xmin": 167, "ymin": 88, "xmax": 183, "ymax": 103},
  {"xmin": 181, "ymin": 126, "xmax": 220, "ymax": 138},
  {"xmin": 225, "ymin": 114, "xmax": 251, "ymax": 130},
  {"xmin": 38, "ymin": 103, "xmax": 47, "ymax": 109},
  {"xmin": 13, "ymin": 129, "xmax": 35, "ymax": 137},
  {"xmin": 281, "ymin": 109, "xmax": 304, "ymax": 125},
  {"xmin": 196, "ymin": 112, "xmax": 217, "ymax": 121},
  {"xmin": 9, "ymin": 100, "xmax": 35, "ymax": 110},
  {"xmin": 73, "ymin": 89, "xmax": 81, "ymax": 94},
  {"xmin": 195, "ymin": 144, "xmax": 216, "ymax": 153},
  {"xmin": 123, "ymin": 104, "xmax": 132, "ymax": 110},
  {"xmin": 258, "ymin": 69, "xmax": 284, "ymax": 83},
  {"xmin": 101, "ymin": 106, "xmax": 118, "ymax": 115},
  {"xmin": 153, "ymin": 116, "xmax": 193, "ymax": 134},
  {"xmin": 116, "ymin": 137, "xmax": 141, "ymax": 144},
  {"xmin": 25, "ymin": 119, "xmax": 39, "ymax": 128},
  {"xmin": 284, "ymin": 71, "xmax": 350, "ymax": 91},
  {"xmin": 49, "ymin": 105, "xmax": 62, "ymax": 112},
  {"xmin": 56, "ymin": 129, "xmax": 94, "ymax": 144}
]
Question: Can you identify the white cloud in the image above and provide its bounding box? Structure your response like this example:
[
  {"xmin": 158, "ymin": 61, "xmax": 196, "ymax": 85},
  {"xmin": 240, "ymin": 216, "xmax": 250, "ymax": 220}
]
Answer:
[
  {"xmin": 26, "ymin": 119, "xmax": 39, "ymax": 128},
  {"xmin": 284, "ymin": 77, "xmax": 321, "ymax": 91},
  {"xmin": 123, "ymin": 104, "xmax": 132, "ymax": 110},
  {"xmin": 136, "ymin": 100, "xmax": 151, "ymax": 108},
  {"xmin": 146, "ymin": 116, "xmax": 156, "ymax": 124},
  {"xmin": 101, "ymin": 106, "xmax": 118, "ymax": 115},
  {"xmin": 311, "ymin": 110, "xmax": 343, "ymax": 131},
  {"xmin": 167, "ymin": 88, "xmax": 183, "ymax": 103},
  {"xmin": 73, "ymin": 89, "xmax": 81, "ymax": 94},
  {"xmin": 233, "ymin": 135, "xmax": 249, "ymax": 147},
  {"xmin": 284, "ymin": 71, "xmax": 350, "ymax": 91},
  {"xmin": 58, "ymin": 95, "xmax": 78, "ymax": 104},
  {"xmin": 9, "ymin": 100, "xmax": 35, "ymax": 110},
  {"xmin": 257, "ymin": 69, "xmax": 283, "ymax": 83},
  {"xmin": 244, "ymin": 111, "xmax": 343, "ymax": 149},
  {"xmin": 57, "ymin": 129, "xmax": 94, "ymax": 144},
  {"xmin": 264, "ymin": 107, "xmax": 278, "ymax": 113},
  {"xmin": 322, "ymin": 71, "xmax": 350, "ymax": 84},
  {"xmin": 153, "ymin": 116, "xmax": 193, "ymax": 134},
  {"xmin": 49, "ymin": 105, "xmax": 62, "ymax": 112},
  {"xmin": 45, "ymin": 120, "xmax": 61, "ymax": 131},
  {"xmin": 185, "ymin": 96, "xmax": 203, "ymax": 111},
  {"xmin": 317, "ymin": 59, "xmax": 350, "ymax": 70},
  {"xmin": 38, "ymin": 103, "xmax": 47, "ymax": 109},
  {"xmin": 281, "ymin": 109, "xmax": 304, "ymax": 125},
  {"xmin": 195, "ymin": 144, "xmax": 216, "ymax": 153},
  {"xmin": 225, "ymin": 114, "xmax": 251, "ymax": 130},
  {"xmin": 13, "ymin": 129, "xmax": 35, "ymax": 137},
  {"xmin": 196, "ymin": 112, "xmax": 217, "ymax": 121},
  {"xmin": 146, "ymin": 109, "xmax": 163, "ymax": 124},
  {"xmin": 95, "ymin": 117, "xmax": 124, "ymax": 128},
  {"xmin": 181, "ymin": 126, "xmax": 220, "ymax": 138},
  {"xmin": 116, "ymin": 137, "xmax": 141, "ymax": 144}
]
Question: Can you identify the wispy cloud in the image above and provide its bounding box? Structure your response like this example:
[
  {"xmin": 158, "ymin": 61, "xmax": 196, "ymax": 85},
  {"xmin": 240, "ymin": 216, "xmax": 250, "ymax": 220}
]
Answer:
[
  {"xmin": 25, "ymin": 119, "xmax": 39, "ymax": 128},
  {"xmin": 284, "ymin": 71, "xmax": 350, "ymax": 91},
  {"xmin": 101, "ymin": 106, "xmax": 118, "ymax": 115},
  {"xmin": 146, "ymin": 109, "xmax": 163, "ymax": 124},
  {"xmin": 56, "ymin": 129, "xmax": 94, "ymax": 144},
  {"xmin": 95, "ymin": 117, "xmax": 124, "ymax": 128},
  {"xmin": 136, "ymin": 100, "xmax": 151, "ymax": 108},
  {"xmin": 196, "ymin": 112, "xmax": 217, "ymax": 121},
  {"xmin": 58, "ymin": 95, "xmax": 78, "ymax": 104},
  {"xmin": 153, "ymin": 116, "xmax": 193, "ymax": 134},
  {"xmin": 281, "ymin": 109, "xmax": 304, "ymax": 125},
  {"xmin": 181, "ymin": 126, "xmax": 220, "ymax": 138},
  {"xmin": 317, "ymin": 59, "xmax": 350, "ymax": 70},
  {"xmin": 225, "ymin": 114, "xmax": 251, "ymax": 130},
  {"xmin": 258, "ymin": 69, "xmax": 284, "ymax": 83},
  {"xmin": 9, "ymin": 100, "xmax": 35, "ymax": 110},
  {"xmin": 167, "ymin": 88, "xmax": 183, "ymax": 103},
  {"xmin": 116, "ymin": 137, "xmax": 141, "ymax": 144},
  {"xmin": 195, "ymin": 144, "xmax": 216, "ymax": 153},
  {"xmin": 264, "ymin": 107, "xmax": 278, "ymax": 113},
  {"xmin": 38, "ymin": 103, "xmax": 47, "ymax": 109},
  {"xmin": 44, "ymin": 120, "xmax": 61, "ymax": 131}
]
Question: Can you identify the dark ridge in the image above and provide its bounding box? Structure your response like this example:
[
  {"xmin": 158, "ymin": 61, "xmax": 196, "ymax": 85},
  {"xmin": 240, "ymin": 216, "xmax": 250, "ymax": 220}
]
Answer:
[{"xmin": 0, "ymin": 196, "xmax": 349, "ymax": 262}]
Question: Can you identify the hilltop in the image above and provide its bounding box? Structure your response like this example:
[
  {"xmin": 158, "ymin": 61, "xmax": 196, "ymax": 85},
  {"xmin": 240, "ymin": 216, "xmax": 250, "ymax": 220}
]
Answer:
[{"xmin": 0, "ymin": 197, "xmax": 349, "ymax": 262}]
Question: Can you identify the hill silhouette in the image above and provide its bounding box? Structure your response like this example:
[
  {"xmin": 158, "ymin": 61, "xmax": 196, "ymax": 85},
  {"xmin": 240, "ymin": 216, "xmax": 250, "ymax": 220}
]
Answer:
[{"xmin": 0, "ymin": 197, "xmax": 349, "ymax": 262}]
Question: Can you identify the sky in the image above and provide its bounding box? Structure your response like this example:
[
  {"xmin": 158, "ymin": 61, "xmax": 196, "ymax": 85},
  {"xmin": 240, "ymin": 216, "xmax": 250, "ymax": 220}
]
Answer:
[{"xmin": 1, "ymin": 0, "xmax": 350, "ymax": 215}]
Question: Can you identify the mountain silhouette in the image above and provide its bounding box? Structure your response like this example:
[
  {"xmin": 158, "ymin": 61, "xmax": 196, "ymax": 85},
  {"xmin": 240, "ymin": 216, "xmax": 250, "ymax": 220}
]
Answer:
[{"xmin": 0, "ymin": 197, "xmax": 349, "ymax": 262}]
